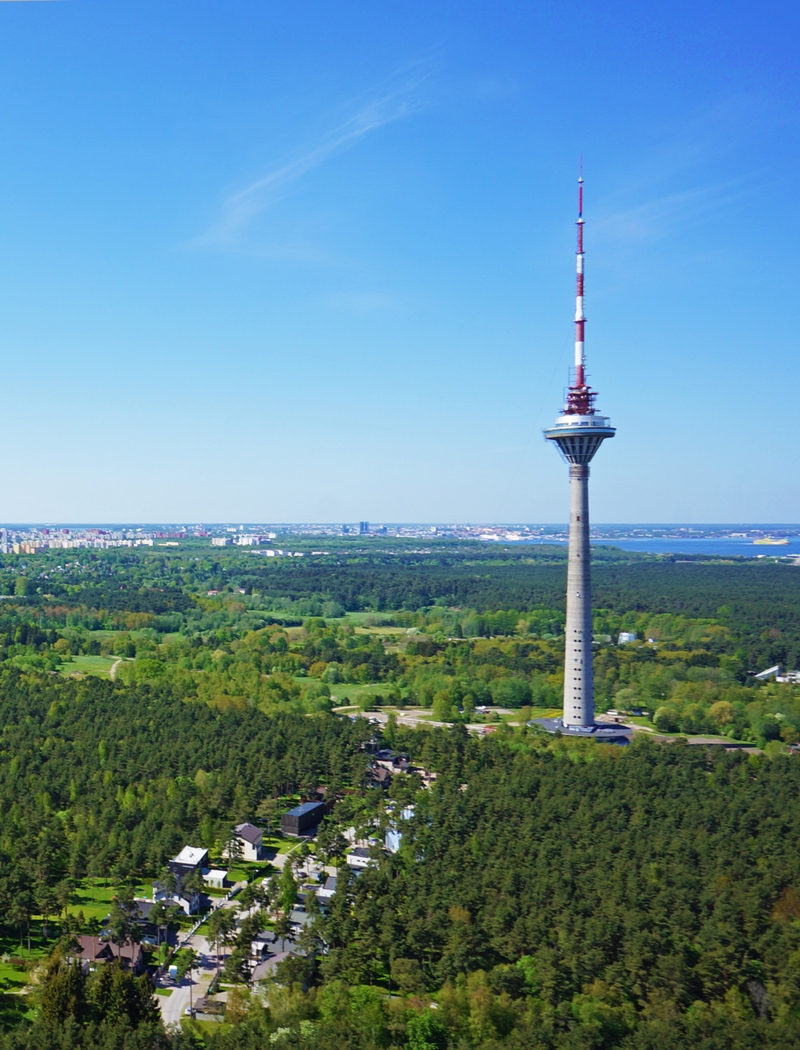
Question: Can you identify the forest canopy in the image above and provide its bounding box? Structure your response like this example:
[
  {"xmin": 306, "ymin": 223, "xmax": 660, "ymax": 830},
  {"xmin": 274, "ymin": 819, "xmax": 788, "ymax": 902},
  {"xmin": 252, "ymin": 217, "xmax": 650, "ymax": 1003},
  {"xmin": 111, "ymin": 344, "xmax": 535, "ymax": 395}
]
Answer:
[{"xmin": 0, "ymin": 541, "xmax": 798, "ymax": 1048}]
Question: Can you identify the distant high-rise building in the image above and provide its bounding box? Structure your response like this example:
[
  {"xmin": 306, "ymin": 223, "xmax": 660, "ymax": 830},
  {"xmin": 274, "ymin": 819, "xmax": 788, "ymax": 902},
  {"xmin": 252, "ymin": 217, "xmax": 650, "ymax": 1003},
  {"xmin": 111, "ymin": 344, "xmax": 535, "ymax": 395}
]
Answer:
[
  {"xmin": 538, "ymin": 176, "xmax": 626, "ymax": 742},
  {"xmin": 359, "ymin": 521, "xmax": 370, "ymax": 535}
]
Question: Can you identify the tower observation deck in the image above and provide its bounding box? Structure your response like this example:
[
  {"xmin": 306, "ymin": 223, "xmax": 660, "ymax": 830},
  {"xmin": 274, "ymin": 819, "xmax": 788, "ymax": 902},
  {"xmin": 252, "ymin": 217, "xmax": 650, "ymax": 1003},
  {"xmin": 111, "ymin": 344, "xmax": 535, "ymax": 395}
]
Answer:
[{"xmin": 539, "ymin": 176, "xmax": 627, "ymax": 742}]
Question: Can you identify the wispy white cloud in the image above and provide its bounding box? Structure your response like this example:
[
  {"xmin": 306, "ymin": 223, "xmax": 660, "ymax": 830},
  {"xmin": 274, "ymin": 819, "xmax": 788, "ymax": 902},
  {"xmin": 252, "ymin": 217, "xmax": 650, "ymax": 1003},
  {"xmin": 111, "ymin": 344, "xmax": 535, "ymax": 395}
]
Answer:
[
  {"xmin": 594, "ymin": 171, "xmax": 768, "ymax": 246},
  {"xmin": 591, "ymin": 97, "xmax": 776, "ymax": 247},
  {"xmin": 193, "ymin": 64, "xmax": 432, "ymax": 251}
]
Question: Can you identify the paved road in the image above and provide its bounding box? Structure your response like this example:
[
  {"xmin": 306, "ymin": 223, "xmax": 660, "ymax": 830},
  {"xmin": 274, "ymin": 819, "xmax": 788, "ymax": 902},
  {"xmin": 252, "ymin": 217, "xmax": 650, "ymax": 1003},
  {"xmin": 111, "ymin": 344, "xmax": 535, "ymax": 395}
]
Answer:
[
  {"xmin": 159, "ymin": 969, "xmax": 221, "ymax": 1024},
  {"xmin": 155, "ymin": 855, "xmax": 314, "ymax": 1022},
  {"xmin": 352, "ymin": 707, "xmax": 518, "ymax": 734},
  {"xmin": 156, "ymin": 932, "xmax": 228, "ymax": 1023},
  {"xmin": 160, "ymin": 976, "xmax": 193, "ymax": 1025}
]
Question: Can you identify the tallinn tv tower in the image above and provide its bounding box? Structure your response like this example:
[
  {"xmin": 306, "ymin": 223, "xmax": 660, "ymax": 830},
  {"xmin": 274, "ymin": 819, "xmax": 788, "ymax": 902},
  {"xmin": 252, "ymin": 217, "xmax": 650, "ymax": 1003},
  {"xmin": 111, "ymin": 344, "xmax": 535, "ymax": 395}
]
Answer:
[{"xmin": 541, "ymin": 176, "xmax": 623, "ymax": 739}]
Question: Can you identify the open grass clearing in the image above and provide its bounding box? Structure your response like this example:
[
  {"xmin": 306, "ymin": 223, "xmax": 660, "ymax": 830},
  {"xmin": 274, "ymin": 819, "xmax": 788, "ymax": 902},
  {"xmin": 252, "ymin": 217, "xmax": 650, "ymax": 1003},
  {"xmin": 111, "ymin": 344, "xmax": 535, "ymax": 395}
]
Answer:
[
  {"xmin": 328, "ymin": 682, "xmax": 397, "ymax": 704},
  {"xmin": 58, "ymin": 655, "xmax": 118, "ymax": 678},
  {"xmin": 253, "ymin": 835, "xmax": 297, "ymax": 858},
  {"xmin": 0, "ymin": 928, "xmax": 51, "ymax": 966},
  {"xmin": 353, "ymin": 625, "xmax": 411, "ymax": 637},
  {"xmin": 190, "ymin": 1017, "xmax": 227, "ymax": 1030},
  {"xmin": 66, "ymin": 878, "xmax": 148, "ymax": 922},
  {"xmin": 0, "ymin": 964, "xmax": 29, "ymax": 994}
]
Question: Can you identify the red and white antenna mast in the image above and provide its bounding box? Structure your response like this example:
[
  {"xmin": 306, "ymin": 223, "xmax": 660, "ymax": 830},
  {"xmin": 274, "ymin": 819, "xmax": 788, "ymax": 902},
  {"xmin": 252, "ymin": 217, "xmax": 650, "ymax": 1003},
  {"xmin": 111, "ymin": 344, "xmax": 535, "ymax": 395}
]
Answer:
[
  {"xmin": 565, "ymin": 166, "xmax": 595, "ymax": 415},
  {"xmin": 575, "ymin": 169, "xmax": 585, "ymax": 388}
]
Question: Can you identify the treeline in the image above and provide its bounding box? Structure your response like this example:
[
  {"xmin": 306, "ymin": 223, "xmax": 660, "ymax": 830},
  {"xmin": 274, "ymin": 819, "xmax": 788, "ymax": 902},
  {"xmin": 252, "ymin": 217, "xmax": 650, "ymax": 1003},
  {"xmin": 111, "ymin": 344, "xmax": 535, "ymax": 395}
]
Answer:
[
  {"xmin": 2, "ymin": 545, "xmax": 799, "ymax": 674},
  {"xmin": 4, "ymin": 607, "xmax": 790, "ymax": 746},
  {"xmin": 222, "ymin": 557, "xmax": 800, "ymax": 671}
]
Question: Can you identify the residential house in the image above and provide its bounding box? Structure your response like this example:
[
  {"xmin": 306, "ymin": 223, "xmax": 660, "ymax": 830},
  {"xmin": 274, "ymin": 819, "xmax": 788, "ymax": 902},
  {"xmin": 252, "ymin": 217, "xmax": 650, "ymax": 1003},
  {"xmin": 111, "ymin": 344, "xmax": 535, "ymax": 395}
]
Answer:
[
  {"xmin": 250, "ymin": 929, "xmax": 280, "ymax": 962},
  {"xmin": 153, "ymin": 882, "xmax": 198, "ymax": 916},
  {"xmin": 202, "ymin": 868, "xmax": 227, "ymax": 890},
  {"xmin": 281, "ymin": 801, "xmax": 326, "ymax": 836},
  {"xmin": 72, "ymin": 935, "xmax": 145, "ymax": 974},
  {"xmin": 368, "ymin": 765, "xmax": 392, "ymax": 787},
  {"xmin": 154, "ymin": 845, "xmax": 209, "ymax": 915},
  {"xmin": 373, "ymin": 749, "xmax": 410, "ymax": 773},
  {"xmin": 385, "ymin": 806, "xmax": 415, "ymax": 854},
  {"xmin": 250, "ymin": 928, "xmax": 299, "ymax": 963},
  {"xmin": 228, "ymin": 822, "xmax": 263, "ymax": 861},
  {"xmin": 346, "ymin": 847, "xmax": 376, "ymax": 871},
  {"xmin": 168, "ymin": 846, "xmax": 208, "ymax": 878},
  {"xmin": 101, "ymin": 899, "xmax": 178, "ymax": 948},
  {"xmin": 316, "ymin": 876, "xmax": 338, "ymax": 903}
]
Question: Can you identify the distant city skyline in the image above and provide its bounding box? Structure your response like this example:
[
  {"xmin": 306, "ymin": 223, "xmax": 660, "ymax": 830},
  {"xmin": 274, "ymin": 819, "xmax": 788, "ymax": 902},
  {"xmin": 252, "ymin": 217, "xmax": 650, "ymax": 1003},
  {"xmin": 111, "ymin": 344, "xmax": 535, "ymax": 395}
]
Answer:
[
  {"xmin": 2, "ymin": 522, "xmax": 798, "ymax": 561},
  {"xmin": 0, "ymin": 1, "xmax": 796, "ymax": 522}
]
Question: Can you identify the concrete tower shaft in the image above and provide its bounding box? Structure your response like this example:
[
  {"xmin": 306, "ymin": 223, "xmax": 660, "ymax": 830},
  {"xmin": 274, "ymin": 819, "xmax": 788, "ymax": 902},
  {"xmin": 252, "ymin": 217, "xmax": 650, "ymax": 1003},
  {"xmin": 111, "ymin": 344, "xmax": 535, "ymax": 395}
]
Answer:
[{"xmin": 564, "ymin": 463, "xmax": 594, "ymax": 726}]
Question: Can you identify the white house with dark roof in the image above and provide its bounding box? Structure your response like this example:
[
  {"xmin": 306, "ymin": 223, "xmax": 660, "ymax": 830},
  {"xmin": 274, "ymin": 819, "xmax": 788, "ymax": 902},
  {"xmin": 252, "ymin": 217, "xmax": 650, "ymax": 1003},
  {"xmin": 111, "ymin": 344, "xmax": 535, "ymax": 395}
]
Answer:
[{"xmin": 228, "ymin": 822, "xmax": 264, "ymax": 861}]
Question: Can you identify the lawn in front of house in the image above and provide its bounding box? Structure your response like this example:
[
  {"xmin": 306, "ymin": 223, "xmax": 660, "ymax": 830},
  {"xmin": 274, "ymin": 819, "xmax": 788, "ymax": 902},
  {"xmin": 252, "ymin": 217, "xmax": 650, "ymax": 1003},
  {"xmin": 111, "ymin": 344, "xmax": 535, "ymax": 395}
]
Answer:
[
  {"xmin": 0, "ymin": 953, "xmax": 40, "ymax": 1029},
  {"xmin": 0, "ymin": 963, "xmax": 29, "ymax": 995},
  {"xmin": 66, "ymin": 879, "xmax": 149, "ymax": 922}
]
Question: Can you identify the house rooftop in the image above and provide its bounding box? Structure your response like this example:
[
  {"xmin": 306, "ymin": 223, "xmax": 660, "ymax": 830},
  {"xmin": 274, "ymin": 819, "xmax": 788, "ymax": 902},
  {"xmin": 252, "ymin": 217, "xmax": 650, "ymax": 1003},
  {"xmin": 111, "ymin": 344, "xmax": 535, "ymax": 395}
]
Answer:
[
  {"xmin": 285, "ymin": 801, "xmax": 325, "ymax": 818},
  {"xmin": 234, "ymin": 822, "xmax": 263, "ymax": 844},
  {"xmin": 171, "ymin": 846, "xmax": 208, "ymax": 867},
  {"xmin": 74, "ymin": 935, "xmax": 141, "ymax": 965}
]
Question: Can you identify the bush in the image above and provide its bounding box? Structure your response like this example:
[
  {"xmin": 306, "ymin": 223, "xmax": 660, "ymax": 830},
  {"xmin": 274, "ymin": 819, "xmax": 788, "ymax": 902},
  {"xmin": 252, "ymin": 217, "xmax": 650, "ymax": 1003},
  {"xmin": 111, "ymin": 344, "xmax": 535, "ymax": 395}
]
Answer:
[{"xmin": 653, "ymin": 706, "xmax": 680, "ymax": 732}]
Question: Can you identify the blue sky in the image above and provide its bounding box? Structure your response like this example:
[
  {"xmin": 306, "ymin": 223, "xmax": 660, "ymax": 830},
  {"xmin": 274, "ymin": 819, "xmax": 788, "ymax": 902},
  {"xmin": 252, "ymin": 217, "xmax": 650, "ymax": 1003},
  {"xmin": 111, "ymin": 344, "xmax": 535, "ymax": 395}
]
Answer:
[{"xmin": 0, "ymin": 0, "xmax": 795, "ymax": 523}]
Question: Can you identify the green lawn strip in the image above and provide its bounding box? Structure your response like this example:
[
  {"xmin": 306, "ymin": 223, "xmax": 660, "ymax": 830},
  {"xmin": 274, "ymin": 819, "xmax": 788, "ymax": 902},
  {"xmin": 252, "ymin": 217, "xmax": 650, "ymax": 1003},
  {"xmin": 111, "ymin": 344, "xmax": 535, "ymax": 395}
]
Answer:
[
  {"xmin": 256, "ymin": 834, "xmax": 295, "ymax": 858},
  {"xmin": 0, "ymin": 964, "xmax": 30, "ymax": 993},
  {"xmin": 222, "ymin": 860, "xmax": 273, "ymax": 884},
  {"xmin": 328, "ymin": 683, "xmax": 392, "ymax": 704},
  {"xmin": 155, "ymin": 988, "xmax": 173, "ymax": 997},
  {"xmin": 353, "ymin": 625, "xmax": 410, "ymax": 637},
  {"xmin": 272, "ymin": 839, "xmax": 303, "ymax": 856},
  {"xmin": 58, "ymin": 655, "xmax": 118, "ymax": 678},
  {"xmin": 340, "ymin": 612, "xmax": 405, "ymax": 627},
  {"xmin": 0, "ymin": 929, "xmax": 50, "ymax": 965},
  {"xmin": 65, "ymin": 879, "xmax": 148, "ymax": 922}
]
